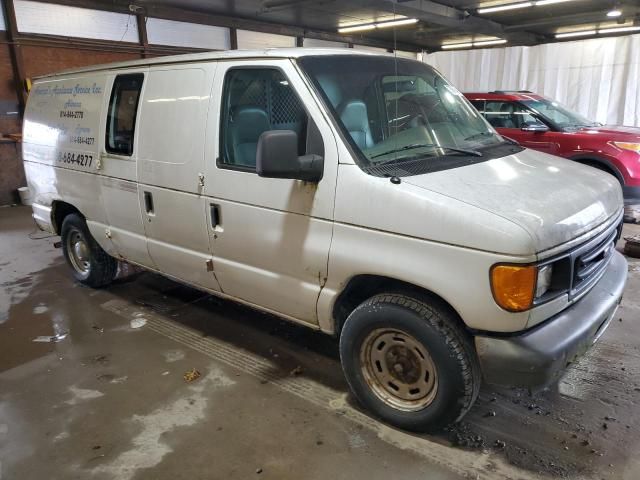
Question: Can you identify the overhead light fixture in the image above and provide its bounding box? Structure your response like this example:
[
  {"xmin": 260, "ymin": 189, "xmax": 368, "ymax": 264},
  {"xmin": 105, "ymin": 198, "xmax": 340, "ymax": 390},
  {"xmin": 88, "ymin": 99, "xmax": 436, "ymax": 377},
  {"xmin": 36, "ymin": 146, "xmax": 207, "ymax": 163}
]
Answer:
[
  {"xmin": 441, "ymin": 38, "xmax": 507, "ymax": 49},
  {"xmin": 599, "ymin": 25, "xmax": 640, "ymax": 34},
  {"xmin": 442, "ymin": 42, "xmax": 474, "ymax": 50},
  {"xmin": 555, "ymin": 29, "xmax": 597, "ymax": 38},
  {"xmin": 376, "ymin": 18, "xmax": 419, "ymax": 29},
  {"xmin": 534, "ymin": 0, "xmax": 575, "ymax": 5},
  {"xmin": 338, "ymin": 24, "xmax": 376, "ymax": 33},
  {"xmin": 473, "ymin": 39, "xmax": 508, "ymax": 46},
  {"xmin": 338, "ymin": 18, "xmax": 418, "ymax": 33},
  {"xmin": 555, "ymin": 25, "xmax": 640, "ymax": 39},
  {"xmin": 478, "ymin": 2, "xmax": 532, "ymax": 14},
  {"xmin": 478, "ymin": 0, "xmax": 578, "ymax": 14},
  {"xmin": 607, "ymin": 9, "xmax": 623, "ymax": 18}
]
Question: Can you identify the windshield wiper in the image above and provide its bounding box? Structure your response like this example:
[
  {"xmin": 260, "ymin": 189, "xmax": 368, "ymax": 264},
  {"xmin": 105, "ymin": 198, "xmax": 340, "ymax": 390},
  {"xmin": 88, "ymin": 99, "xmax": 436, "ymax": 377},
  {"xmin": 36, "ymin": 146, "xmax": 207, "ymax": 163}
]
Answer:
[
  {"xmin": 464, "ymin": 131, "xmax": 496, "ymax": 142},
  {"xmin": 370, "ymin": 143, "xmax": 482, "ymax": 160}
]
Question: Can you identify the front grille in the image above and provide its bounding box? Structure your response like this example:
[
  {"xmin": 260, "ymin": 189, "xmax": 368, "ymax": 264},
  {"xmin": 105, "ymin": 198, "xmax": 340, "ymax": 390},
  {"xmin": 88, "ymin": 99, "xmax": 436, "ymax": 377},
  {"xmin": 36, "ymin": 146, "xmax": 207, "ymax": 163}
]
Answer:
[{"xmin": 569, "ymin": 220, "xmax": 622, "ymax": 299}]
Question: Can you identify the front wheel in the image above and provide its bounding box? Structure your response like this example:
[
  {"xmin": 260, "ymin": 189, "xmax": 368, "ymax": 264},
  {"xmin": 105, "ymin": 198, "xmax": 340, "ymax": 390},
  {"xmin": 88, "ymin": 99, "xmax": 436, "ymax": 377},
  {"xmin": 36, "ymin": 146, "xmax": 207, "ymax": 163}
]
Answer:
[
  {"xmin": 61, "ymin": 213, "xmax": 117, "ymax": 288},
  {"xmin": 339, "ymin": 293, "xmax": 481, "ymax": 432}
]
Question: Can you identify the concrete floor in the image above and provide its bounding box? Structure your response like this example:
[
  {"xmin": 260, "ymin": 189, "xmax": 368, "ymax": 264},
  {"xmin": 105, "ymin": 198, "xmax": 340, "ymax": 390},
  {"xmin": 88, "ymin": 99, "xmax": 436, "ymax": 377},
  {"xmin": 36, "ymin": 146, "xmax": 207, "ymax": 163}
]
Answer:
[{"xmin": 1, "ymin": 205, "xmax": 640, "ymax": 480}]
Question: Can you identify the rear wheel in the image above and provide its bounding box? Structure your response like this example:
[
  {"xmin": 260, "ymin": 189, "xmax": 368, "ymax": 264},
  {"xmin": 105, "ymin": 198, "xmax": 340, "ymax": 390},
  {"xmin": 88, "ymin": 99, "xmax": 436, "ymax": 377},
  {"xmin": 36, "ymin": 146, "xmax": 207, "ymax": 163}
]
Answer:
[
  {"xmin": 339, "ymin": 293, "xmax": 481, "ymax": 432},
  {"xmin": 61, "ymin": 214, "xmax": 117, "ymax": 287}
]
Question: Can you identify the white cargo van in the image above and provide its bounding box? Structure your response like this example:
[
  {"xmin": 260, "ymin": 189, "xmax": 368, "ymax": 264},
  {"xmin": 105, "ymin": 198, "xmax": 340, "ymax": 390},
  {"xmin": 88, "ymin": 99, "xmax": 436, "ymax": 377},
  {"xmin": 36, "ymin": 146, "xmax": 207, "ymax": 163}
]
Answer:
[{"xmin": 23, "ymin": 48, "xmax": 627, "ymax": 431}]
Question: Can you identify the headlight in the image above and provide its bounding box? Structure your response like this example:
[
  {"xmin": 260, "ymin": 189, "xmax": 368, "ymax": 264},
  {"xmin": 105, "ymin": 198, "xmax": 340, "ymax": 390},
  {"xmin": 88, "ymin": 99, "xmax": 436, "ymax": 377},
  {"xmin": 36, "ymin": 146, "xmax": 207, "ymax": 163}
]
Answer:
[
  {"xmin": 536, "ymin": 265, "xmax": 553, "ymax": 298},
  {"xmin": 611, "ymin": 141, "xmax": 640, "ymax": 153},
  {"xmin": 490, "ymin": 264, "xmax": 554, "ymax": 312},
  {"xmin": 490, "ymin": 264, "xmax": 537, "ymax": 312}
]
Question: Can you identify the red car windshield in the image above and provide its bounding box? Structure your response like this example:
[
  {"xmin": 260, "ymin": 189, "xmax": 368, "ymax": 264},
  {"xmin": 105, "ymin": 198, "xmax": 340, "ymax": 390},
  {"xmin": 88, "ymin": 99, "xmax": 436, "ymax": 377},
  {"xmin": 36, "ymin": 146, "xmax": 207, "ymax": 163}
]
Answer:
[{"xmin": 521, "ymin": 98, "xmax": 599, "ymax": 130}]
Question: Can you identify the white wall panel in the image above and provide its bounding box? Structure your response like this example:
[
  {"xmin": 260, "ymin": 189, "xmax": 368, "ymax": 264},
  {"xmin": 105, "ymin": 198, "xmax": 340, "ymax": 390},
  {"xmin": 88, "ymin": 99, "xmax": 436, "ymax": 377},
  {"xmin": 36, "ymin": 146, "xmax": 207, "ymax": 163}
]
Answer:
[
  {"xmin": 147, "ymin": 18, "xmax": 230, "ymax": 49},
  {"xmin": 303, "ymin": 38, "xmax": 348, "ymax": 48},
  {"xmin": 236, "ymin": 30, "xmax": 295, "ymax": 49},
  {"xmin": 394, "ymin": 50, "xmax": 418, "ymax": 60},
  {"xmin": 426, "ymin": 34, "xmax": 640, "ymax": 127},
  {"xmin": 15, "ymin": 0, "xmax": 138, "ymax": 42},
  {"xmin": 0, "ymin": 0, "xmax": 6, "ymax": 31},
  {"xmin": 352, "ymin": 45, "xmax": 388, "ymax": 54}
]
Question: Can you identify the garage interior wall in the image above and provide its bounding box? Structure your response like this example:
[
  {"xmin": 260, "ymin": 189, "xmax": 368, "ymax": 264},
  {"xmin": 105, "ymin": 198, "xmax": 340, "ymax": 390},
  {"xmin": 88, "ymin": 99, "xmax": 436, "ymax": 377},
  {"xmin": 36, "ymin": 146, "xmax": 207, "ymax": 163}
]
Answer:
[
  {"xmin": 426, "ymin": 34, "xmax": 640, "ymax": 128},
  {"xmin": 0, "ymin": 0, "xmax": 410, "ymax": 205}
]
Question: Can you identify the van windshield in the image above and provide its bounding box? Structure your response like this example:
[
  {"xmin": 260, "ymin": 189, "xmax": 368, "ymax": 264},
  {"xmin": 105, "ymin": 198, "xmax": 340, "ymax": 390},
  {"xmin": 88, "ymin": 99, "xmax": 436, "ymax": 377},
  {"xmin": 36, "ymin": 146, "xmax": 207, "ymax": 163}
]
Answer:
[{"xmin": 298, "ymin": 55, "xmax": 516, "ymax": 176}]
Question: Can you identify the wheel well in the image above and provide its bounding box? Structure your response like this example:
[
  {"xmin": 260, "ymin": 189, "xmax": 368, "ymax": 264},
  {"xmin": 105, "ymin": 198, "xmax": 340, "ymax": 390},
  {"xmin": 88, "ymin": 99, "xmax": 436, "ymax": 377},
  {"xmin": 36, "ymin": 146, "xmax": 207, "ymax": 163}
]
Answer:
[
  {"xmin": 332, "ymin": 274, "xmax": 466, "ymax": 335},
  {"xmin": 574, "ymin": 158, "xmax": 623, "ymax": 184},
  {"xmin": 52, "ymin": 201, "xmax": 82, "ymax": 234}
]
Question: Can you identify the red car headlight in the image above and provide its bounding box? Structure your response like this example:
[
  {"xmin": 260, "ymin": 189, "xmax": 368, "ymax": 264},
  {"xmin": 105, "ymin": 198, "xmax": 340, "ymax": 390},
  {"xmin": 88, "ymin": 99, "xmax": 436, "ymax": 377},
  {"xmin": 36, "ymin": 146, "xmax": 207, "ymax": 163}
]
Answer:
[{"xmin": 611, "ymin": 141, "xmax": 640, "ymax": 153}]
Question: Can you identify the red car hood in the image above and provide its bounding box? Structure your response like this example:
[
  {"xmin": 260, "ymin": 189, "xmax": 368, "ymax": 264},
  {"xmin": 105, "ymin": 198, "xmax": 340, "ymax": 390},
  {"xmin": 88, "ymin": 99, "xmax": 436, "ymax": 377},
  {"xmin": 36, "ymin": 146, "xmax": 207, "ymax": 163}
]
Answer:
[{"xmin": 579, "ymin": 125, "xmax": 640, "ymax": 139}]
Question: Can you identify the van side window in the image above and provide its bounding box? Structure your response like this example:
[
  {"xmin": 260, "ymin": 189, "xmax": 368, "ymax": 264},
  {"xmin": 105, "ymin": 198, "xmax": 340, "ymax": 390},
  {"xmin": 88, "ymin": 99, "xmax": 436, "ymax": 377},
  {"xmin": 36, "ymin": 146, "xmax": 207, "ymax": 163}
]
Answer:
[
  {"xmin": 219, "ymin": 68, "xmax": 309, "ymax": 170},
  {"xmin": 106, "ymin": 74, "xmax": 144, "ymax": 156}
]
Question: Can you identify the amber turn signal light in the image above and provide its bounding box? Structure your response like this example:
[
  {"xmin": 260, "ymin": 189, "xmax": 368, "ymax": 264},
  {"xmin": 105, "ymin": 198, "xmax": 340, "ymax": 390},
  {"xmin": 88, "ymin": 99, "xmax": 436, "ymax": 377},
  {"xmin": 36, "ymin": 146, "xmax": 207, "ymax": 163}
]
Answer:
[{"xmin": 490, "ymin": 264, "xmax": 537, "ymax": 312}]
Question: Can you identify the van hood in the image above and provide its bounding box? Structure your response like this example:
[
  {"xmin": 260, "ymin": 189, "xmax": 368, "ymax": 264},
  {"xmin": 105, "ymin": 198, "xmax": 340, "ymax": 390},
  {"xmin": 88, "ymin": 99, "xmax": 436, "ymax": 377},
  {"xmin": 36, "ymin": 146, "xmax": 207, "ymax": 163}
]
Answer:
[{"xmin": 402, "ymin": 148, "xmax": 623, "ymax": 253}]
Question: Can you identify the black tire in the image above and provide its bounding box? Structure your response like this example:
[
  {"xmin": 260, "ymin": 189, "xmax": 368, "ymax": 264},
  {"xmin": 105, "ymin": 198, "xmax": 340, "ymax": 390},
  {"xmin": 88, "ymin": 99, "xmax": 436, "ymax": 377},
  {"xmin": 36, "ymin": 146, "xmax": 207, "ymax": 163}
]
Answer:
[
  {"xmin": 61, "ymin": 213, "xmax": 117, "ymax": 288},
  {"xmin": 339, "ymin": 293, "xmax": 481, "ymax": 432}
]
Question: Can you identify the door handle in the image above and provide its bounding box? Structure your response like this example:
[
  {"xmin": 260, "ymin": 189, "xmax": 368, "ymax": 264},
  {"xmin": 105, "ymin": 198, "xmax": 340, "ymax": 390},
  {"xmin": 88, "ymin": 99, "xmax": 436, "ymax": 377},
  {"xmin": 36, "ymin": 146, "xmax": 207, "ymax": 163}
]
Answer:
[
  {"xmin": 210, "ymin": 203, "xmax": 221, "ymax": 228},
  {"xmin": 144, "ymin": 191, "xmax": 154, "ymax": 214}
]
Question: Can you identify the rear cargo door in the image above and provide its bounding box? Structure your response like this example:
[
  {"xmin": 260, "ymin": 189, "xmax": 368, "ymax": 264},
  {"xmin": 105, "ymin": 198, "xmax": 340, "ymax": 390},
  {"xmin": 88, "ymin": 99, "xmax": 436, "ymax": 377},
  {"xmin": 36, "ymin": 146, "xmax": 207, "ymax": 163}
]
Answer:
[{"xmin": 100, "ymin": 68, "xmax": 156, "ymax": 268}]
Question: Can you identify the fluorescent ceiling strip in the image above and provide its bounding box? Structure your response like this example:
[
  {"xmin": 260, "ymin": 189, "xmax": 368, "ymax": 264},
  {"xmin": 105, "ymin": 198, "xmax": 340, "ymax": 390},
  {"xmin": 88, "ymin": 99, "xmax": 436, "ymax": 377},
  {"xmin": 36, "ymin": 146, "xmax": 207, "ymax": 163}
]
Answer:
[
  {"xmin": 534, "ymin": 0, "xmax": 575, "ymax": 5},
  {"xmin": 479, "ymin": 0, "xmax": 578, "ymax": 14},
  {"xmin": 338, "ymin": 24, "xmax": 376, "ymax": 33},
  {"xmin": 478, "ymin": 2, "xmax": 532, "ymax": 14},
  {"xmin": 473, "ymin": 39, "xmax": 508, "ymax": 46},
  {"xmin": 555, "ymin": 26, "xmax": 640, "ymax": 39},
  {"xmin": 376, "ymin": 18, "xmax": 419, "ymax": 28},
  {"xmin": 555, "ymin": 29, "xmax": 597, "ymax": 38},
  {"xmin": 441, "ymin": 42, "xmax": 473, "ymax": 50},
  {"xmin": 442, "ymin": 39, "xmax": 507, "ymax": 49},
  {"xmin": 338, "ymin": 18, "xmax": 417, "ymax": 33},
  {"xmin": 598, "ymin": 26, "xmax": 640, "ymax": 34}
]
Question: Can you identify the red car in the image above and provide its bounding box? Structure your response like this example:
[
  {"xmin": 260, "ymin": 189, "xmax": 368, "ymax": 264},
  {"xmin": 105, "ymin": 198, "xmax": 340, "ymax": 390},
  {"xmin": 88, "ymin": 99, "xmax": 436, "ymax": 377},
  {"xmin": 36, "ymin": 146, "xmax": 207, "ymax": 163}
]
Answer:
[{"xmin": 464, "ymin": 91, "xmax": 640, "ymax": 212}]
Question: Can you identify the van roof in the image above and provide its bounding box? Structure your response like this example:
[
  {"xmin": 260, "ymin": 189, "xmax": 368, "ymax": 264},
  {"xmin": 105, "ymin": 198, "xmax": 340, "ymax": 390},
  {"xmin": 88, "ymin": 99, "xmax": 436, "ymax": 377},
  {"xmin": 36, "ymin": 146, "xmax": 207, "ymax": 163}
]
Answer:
[{"xmin": 34, "ymin": 47, "xmax": 395, "ymax": 79}]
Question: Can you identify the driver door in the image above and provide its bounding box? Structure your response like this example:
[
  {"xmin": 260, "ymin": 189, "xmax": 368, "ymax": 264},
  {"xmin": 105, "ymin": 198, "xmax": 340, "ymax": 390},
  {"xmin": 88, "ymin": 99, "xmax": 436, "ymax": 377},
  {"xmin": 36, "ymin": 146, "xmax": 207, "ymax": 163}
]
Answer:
[
  {"xmin": 203, "ymin": 59, "xmax": 338, "ymax": 325},
  {"xmin": 484, "ymin": 101, "xmax": 560, "ymax": 154}
]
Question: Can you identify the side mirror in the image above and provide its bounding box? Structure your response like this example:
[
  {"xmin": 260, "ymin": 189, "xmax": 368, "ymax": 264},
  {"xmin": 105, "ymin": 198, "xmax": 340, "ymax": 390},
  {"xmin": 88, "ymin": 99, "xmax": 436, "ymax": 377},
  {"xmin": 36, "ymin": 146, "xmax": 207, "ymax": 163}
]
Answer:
[
  {"xmin": 256, "ymin": 130, "xmax": 323, "ymax": 182},
  {"xmin": 521, "ymin": 123, "xmax": 549, "ymax": 133}
]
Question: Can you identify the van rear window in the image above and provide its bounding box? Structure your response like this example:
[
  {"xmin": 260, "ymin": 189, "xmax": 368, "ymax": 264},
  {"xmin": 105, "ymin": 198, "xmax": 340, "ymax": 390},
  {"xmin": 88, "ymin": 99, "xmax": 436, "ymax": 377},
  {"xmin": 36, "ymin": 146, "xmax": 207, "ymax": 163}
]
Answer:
[{"xmin": 106, "ymin": 74, "xmax": 143, "ymax": 156}]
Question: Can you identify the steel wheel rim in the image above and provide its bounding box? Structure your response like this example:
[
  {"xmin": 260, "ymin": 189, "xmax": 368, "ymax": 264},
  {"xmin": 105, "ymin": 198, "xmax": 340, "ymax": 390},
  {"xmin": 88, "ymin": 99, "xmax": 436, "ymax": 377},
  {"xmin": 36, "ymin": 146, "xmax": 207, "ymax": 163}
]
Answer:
[
  {"xmin": 360, "ymin": 328, "xmax": 438, "ymax": 412},
  {"xmin": 66, "ymin": 228, "xmax": 91, "ymax": 276}
]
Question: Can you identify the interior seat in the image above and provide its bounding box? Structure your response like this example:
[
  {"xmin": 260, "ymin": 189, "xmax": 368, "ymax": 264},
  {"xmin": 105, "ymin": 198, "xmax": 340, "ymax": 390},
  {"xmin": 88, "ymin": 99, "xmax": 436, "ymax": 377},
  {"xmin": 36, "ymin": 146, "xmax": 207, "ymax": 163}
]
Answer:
[
  {"xmin": 499, "ymin": 103, "xmax": 517, "ymax": 128},
  {"xmin": 229, "ymin": 106, "xmax": 270, "ymax": 167},
  {"xmin": 316, "ymin": 75, "xmax": 374, "ymax": 150},
  {"xmin": 340, "ymin": 100, "xmax": 374, "ymax": 150}
]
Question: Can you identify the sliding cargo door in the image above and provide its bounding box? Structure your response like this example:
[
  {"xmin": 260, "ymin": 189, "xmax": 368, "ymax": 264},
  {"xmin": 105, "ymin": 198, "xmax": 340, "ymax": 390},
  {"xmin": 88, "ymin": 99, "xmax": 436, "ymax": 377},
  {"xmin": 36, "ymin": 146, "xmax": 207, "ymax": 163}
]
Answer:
[{"xmin": 136, "ymin": 63, "xmax": 221, "ymax": 292}]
